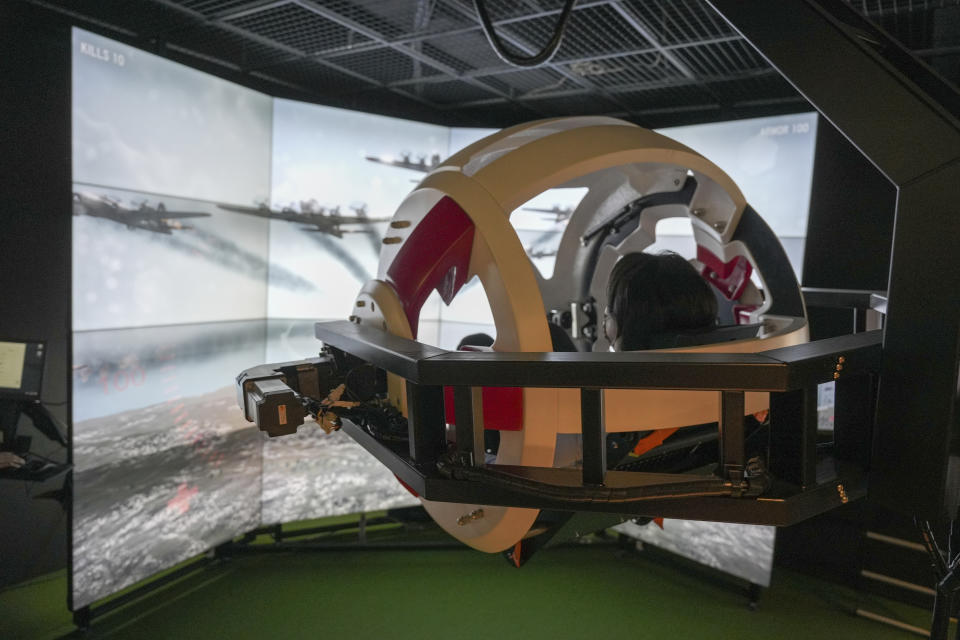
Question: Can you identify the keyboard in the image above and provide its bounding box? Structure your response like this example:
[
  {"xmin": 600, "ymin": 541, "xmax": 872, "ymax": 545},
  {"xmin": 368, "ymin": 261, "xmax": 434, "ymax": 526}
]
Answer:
[{"xmin": 0, "ymin": 452, "xmax": 70, "ymax": 481}]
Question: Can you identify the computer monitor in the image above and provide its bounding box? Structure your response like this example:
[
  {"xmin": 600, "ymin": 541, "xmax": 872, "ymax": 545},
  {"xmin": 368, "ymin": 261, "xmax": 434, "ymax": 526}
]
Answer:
[{"xmin": 0, "ymin": 340, "xmax": 45, "ymax": 400}]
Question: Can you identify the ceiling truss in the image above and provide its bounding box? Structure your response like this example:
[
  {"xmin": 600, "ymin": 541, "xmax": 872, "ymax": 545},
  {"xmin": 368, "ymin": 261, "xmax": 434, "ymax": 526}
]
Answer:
[{"xmin": 24, "ymin": 0, "xmax": 960, "ymax": 127}]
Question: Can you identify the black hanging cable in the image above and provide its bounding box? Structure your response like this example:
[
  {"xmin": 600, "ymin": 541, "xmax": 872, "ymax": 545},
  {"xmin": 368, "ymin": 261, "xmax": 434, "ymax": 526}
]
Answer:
[{"xmin": 473, "ymin": 0, "xmax": 578, "ymax": 68}]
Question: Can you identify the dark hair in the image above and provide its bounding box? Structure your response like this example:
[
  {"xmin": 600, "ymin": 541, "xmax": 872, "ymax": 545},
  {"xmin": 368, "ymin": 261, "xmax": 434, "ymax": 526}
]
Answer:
[
  {"xmin": 606, "ymin": 251, "xmax": 717, "ymax": 351},
  {"xmin": 457, "ymin": 333, "xmax": 495, "ymax": 350}
]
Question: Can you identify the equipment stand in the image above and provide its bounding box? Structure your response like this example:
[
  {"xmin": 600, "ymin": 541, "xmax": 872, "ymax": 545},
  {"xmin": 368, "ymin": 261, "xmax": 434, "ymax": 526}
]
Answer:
[{"xmin": 917, "ymin": 519, "xmax": 960, "ymax": 640}]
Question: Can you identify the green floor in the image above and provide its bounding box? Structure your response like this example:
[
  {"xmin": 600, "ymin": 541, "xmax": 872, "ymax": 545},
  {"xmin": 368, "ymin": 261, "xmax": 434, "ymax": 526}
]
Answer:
[{"xmin": 0, "ymin": 533, "xmax": 940, "ymax": 640}]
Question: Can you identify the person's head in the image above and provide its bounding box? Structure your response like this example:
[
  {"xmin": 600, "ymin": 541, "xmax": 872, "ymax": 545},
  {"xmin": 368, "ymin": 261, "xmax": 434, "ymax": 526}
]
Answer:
[
  {"xmin": 603, "ymin": 251, "xmax": 717, "ymax": 351},
  {"xmin": 457, "ymin": 333, "xmax": 495, "ymax": 350}
]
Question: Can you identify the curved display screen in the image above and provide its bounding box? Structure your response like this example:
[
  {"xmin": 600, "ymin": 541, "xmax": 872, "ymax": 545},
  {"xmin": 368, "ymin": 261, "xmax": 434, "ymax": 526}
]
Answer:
[{"xmin": 71, "ymin": 26, "xmax": 817, "ymax": 608}]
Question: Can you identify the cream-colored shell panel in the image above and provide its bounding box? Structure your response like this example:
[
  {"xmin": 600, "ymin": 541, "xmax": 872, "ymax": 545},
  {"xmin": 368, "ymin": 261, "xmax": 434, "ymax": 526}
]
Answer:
[{"xmin": 358, "ymin": 117, "xmax": 806, "ymax": 553}]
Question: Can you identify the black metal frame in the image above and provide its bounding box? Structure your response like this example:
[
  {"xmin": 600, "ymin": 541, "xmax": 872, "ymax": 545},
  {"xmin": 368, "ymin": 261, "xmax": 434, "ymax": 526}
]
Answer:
[
  {"xmin": 704, "ymin": 3, "xmax": 960, "ymax": 635},
  {"xmin": 70, "ymin": 510, "xmax": 463, "ymax": 629},
  {"xmin": 72, "ymin": 554, "xmax": 218, "ymax": 630},
  {"xmin": 24, "ymin": 0, "xmax": 814, "ymax": 128},
  {"xmin": 26, "ymin": 0, "xmax": 960, "ymax": 129},
  {"xmin": 706, "ymin": 0, "xmax": 960, "ymax": 523},
  {"xmin": 315, "ymin": 320, "xmax": 880, "ymax": 526}
]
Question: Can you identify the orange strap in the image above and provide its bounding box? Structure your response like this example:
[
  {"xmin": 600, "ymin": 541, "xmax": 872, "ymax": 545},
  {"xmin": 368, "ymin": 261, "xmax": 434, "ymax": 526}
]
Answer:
[{"xmin": 629, "ymin": 428, "xmax": 679, "ymax": 457}]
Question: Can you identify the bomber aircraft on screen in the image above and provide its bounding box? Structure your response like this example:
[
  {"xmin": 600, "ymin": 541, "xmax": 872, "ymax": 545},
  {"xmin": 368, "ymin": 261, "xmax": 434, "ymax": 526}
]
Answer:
[
  {"xmin": 218, "ymin": 200, "xmax": 389, "ymax": 238},
  {"xmin": 364, "ymin": 151, "xmax": 442, "ymax": 173},
  {"xmin": 525, "ymin": 246, "xmax": 558, "ymax": 259},
  {"xmin": 72, "ymin": 192, "xmax": 210, "ymax": 234},
  {"xmin": 522, "ymin": 204, "xmax": 574, "ymax": 223}
]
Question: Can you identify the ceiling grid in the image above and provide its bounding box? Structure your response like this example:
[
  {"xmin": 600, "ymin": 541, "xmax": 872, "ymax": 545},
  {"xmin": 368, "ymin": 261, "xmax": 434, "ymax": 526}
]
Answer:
[{"xmin": 24, "ymin": 0, "xmax": 960, "ymax": 127}]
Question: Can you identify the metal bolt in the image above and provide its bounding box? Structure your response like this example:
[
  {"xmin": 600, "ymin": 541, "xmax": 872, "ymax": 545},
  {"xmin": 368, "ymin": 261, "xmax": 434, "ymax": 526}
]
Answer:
[
  {"xmin": 833, "ymin": 372, "xmax": 840, "ymax": 380},
  {"xmin": 838, "ymin": 356, "xmax": 846, "ymax": 364},
  {"xmin": 356, "ymin": 300, "xmax": 366, "ymax": 307},
  {"xmin": 713, "ymin": 221, "xmax": 727, "ymax": 233},
  {"xmin": 457, "ymin": 508, "xmax": 484, "ymax": 526},
  {"xmin": 673, "ymin": 179, "xmax": 681, "ymax": 186},
  {"xmin": 837, "ymin": 484, "xmax": 849, "ymax": 504},
  {"xmin": 692, "ymin": 208, "xmax": 705, "ymax": 217},
  {"xmin": 836, "ymin": 364, "xmax": 844, "ymax": 371}
]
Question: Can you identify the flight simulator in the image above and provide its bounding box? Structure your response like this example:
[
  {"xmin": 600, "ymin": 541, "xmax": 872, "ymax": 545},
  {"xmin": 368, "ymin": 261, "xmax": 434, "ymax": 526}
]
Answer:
[{"xmin": 4, "ymin": 0, "xmax": 960, "ymax": 638}]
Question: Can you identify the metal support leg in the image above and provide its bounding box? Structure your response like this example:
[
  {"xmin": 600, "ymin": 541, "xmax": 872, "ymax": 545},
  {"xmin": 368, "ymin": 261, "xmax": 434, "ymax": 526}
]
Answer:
[
  {"xmin": 73, "ymin": 606, "xmax": 91, "ymax": 631},
  {"xmin": 406, "ymin": 382, "xmax": 446, "ymax": 469},
  {"xmin": 212, "ymin": 541, "xmax": 233, "ymax": 560},
  {"xmin": 581, "ymin": 388, "xmax": 606, "ymax": 486},
  {"xmin": 852, "ymin": 308, "xmax": 867, "ymax": 334},
  {"xmin": 453, "ymin": 386, "xmax": 485, "ymax": 467},
  {"xmin": 747, "ymin": 582, "xmax": 762, "ymax": 611},
  {"xmin": 719, "ymin": 391, "xmax": 745, "ymax": 482},
  {"xmin": 769, "ymin": 388, "xmax": 818, "ymax": 488}
]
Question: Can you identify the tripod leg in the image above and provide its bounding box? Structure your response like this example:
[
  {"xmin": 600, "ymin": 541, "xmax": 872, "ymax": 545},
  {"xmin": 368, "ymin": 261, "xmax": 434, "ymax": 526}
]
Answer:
[{"xmin": 931, "ymin": 589, "xmax": 952, "ymax": 640}]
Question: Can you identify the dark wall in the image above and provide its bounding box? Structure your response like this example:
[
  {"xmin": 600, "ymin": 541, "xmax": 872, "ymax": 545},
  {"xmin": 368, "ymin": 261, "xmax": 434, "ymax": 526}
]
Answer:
[
  {"xmin": 800, "ymin": 119, "xmax": 897, "ymax": 341},
  {"xmin": 802, "ymin": 120, "xmax": 896, "ymax": 292},
  {"xmin": 778, "ymin": 119, "xmax": 898, "ymax": 578},
  {"xmin": 0, "ymin": 2, "xmax": 72, "ymax": 589}
]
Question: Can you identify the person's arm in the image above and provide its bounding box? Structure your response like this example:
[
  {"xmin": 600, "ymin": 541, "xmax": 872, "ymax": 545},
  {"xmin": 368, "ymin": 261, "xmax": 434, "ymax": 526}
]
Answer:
[{"xmin": 0, "ymin": 451, "xmax": 25, "ymax": 469}]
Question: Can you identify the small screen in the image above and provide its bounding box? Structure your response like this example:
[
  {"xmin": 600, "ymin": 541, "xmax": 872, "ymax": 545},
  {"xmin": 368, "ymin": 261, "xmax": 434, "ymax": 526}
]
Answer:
[{"xmin": 0, "ymin": 341, "xmax": 44, "ymax": 398}]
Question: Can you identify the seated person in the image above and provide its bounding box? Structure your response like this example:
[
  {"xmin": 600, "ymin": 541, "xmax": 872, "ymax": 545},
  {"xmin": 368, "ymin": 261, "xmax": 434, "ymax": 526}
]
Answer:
[
  {"xmin": 601, "ymin": 251, "xmax": 769, "ymax": 472},
  {"xmin": 603, "ymin": 250, "xmax": 717, "ymax": 351},
  {"xmin": 516, "ymin": 253, "xmax": 725, "ymax": 564},
  {"xmin": 463, "ymin": 250, "xmax": 719, "ymax": 354},
  {"xmin": 467, "ymin": 253, "xmax": 749, "ymax": 563}
]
